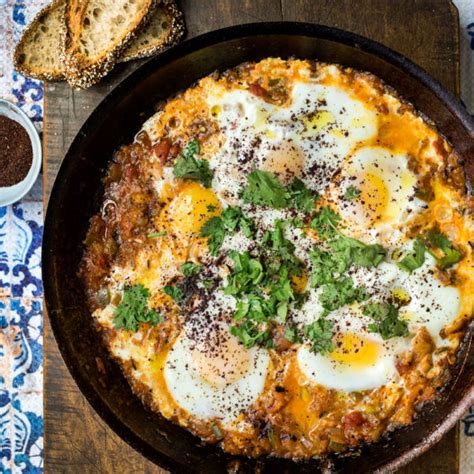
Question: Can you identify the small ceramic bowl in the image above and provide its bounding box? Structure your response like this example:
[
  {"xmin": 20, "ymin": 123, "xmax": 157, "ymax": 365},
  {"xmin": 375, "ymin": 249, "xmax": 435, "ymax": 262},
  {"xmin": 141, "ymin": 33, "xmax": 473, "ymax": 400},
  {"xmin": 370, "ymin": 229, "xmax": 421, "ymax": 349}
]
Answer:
[{"xmin": 0, "ymin": 99, "xmax": 42, "ymax": 206}]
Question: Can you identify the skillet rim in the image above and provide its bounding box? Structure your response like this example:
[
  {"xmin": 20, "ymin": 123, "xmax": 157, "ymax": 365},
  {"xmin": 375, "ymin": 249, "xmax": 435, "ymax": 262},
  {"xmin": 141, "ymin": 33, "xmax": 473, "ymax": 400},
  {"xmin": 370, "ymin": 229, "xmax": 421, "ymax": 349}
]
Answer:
[{"xmin": 43, "ymin": 21, "xmax": 474, "ymax": 472}]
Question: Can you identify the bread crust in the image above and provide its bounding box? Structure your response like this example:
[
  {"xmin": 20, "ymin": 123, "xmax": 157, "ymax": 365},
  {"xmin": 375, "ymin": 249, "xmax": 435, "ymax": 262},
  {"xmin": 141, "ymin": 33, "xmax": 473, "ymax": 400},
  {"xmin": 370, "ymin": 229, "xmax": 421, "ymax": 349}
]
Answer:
[
  {"xmin": 61, "ymin": 0, "xmax": 158, "ymax": 89},
  {"xmin": 13, "ymin": 0, "xmax": 67, "ymax": 81},
  {"xmin": 119, "ymin": 1, "xmax": 185, "ymax": 63}
]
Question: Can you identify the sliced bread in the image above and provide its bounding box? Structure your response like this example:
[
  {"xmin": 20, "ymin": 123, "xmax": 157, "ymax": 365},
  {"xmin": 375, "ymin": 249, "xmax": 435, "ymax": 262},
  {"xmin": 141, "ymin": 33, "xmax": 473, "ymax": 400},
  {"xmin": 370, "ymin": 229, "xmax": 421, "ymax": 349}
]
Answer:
[
  {"xmin": 119, "ymin": 1, "xmax": 184, "ymax": 62},
  {"xmin": 13, "ymin": 0, "xmax": 66, "ymax": 81},
  {"xmin": 62, "ymin": 0, "xmax": 157, "ymax": 89},
  {"xmin": 13, "ymin": 0, "xmax": 184, "ymax": 86}
]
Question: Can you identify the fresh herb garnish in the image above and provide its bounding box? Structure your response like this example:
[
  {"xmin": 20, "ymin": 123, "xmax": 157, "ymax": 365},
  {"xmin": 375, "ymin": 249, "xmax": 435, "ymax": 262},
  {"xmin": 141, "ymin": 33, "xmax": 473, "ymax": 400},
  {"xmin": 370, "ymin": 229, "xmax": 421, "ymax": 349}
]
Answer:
[
  {"xmin": 287, "ymin": 178, "xmax": 319, "ymax": 212},
  {"xmin": 423, "ymin": 229, "xmax": 463, "ymax": 270},
  {"xmin": 344, "ymin": 185, "xmax": 361, "ymax": 200},
  {"xmin": 200, "ymin": 217, "xmax": 225, "ymax": 256},
  {"xmin": 202, "ymin": 279, "xmax": 214, "ymax": 289},
  {"xmin": 221, "ymin": 206, "xmax": 255, "ymax": 237},
  {"xmin": 147, "ymin": 230, "xmax": 166, "ymax": 238},
  {"xmin": 206, "ymin": 204, "xmax": 217, "ymax": 212},
  {"xmin": 363, "ymin": 302, "xmax": 409, "ymax": 339},
  {"xmin": 309, "ymin": 209, "xmax": 385, "ymax": 288},
  {"xmin": 284, "ymin": 325, "xmax": 303, "ymax": 343},
  {"xmin": 262, "ymin": 220, "xmax": 303, "ymax": 277},
  {"xmin": 173, "ymin": 139, "xmax": 214, "ymax": 187},
  {"xmin": 397, "ymin": 237, "xmax": 426, "ymax": 273},
  {"xmin": 181, "ymin": 262, "xmax": 202, "ymax": 277},
  {"xmin": 241, "ymin": 172, "xmax": 318, "ymax": 211},
  {"xmin": 163, "ymin": 285, "xmax": 184, "ymax": 303},
  {"xmin": 200, "ymin": 206, "xmax": 255, "ymax": 256},
  {"xmin": 304, "ymin": 318, "xmax": 335, "ymax": 354},
  {"xmin": 224, "ymin": 251, "xmax": 264, "ymax": 296},
  {"xmin": 319, "ymin": 277, "xmax": 367, "ymax": 316},
  {"xmin": 330, "ymin": 236, "xmax": 386, "ymax": 270},
  {"xmin": 241, "ymin": 169, "xmax": 288, "ymax": 208},
  {"xmin": 113, "ymin": 284, "xmax": 162, "ymax": 332},
  {"xmin": 230, "ymin": 320, "xmax": 272, "ymax": 349},
  {"xmin": 310, "ymin": 206, "xmax": 341, "ymax": 239}
]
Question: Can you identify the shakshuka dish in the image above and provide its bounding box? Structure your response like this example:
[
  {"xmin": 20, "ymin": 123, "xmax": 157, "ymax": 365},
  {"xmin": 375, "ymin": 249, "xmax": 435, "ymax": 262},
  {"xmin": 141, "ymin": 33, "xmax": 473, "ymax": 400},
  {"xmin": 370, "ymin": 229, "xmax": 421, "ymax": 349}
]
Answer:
[{"xmin": 81, "ymin": 58, "xmax": 474, "ymax": 459}]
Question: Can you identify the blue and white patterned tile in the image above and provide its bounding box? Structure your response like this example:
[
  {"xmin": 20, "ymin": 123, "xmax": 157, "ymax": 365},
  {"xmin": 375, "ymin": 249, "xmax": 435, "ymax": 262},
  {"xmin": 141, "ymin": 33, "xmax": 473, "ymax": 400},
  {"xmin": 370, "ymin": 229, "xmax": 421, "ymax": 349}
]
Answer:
[
  {"xmin": 0, "ymin": 299, "xmax": 8, "ymax": 393},
  {"xmin": 0, "ymin": 204, "xmax": 43, "ymax": 300},
  {"xmin": 0, "ymin": 298, "xmax": 42, "ymax": 474},
  {"xmin": 0, "ymin": 0, "xmax": 48, "ymax": 133},
  {"xmin": 8, "ymin": 299, "xmax": 43, "ymax": 392},
  {"xmin": 0, "ymin": 391, "xmax": 43, "ymax": 474},
  {"xmin": 10, "ymin": 392, "xmax": 43, "ymax": 474},
  {"xmin": 0, "ymin": 208, "xmax": 10, "ymax": 297},
  {"xmin": 0, "ymin": 388, "xmax": 13, "ymax": 473},
  {"xmin": 10, "ymin": 203, "xmax": 43, "ymax": 299}
]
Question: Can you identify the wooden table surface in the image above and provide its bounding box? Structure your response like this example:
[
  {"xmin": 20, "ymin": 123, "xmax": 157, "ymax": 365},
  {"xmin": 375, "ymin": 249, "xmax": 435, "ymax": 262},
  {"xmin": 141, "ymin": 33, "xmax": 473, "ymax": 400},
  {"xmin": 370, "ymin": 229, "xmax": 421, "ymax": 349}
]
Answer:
[{"xmin": 44, "ymin": 0, "xmax": 461, "ymax": 472}]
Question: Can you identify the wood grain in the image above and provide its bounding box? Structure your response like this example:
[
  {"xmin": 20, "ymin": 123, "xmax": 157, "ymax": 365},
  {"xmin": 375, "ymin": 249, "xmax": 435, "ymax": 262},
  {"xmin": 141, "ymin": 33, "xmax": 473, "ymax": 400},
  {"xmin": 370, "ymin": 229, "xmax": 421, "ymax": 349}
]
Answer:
[{"xmin": 43, "ymin": 1, "xmax": 461, "ymax": 472}]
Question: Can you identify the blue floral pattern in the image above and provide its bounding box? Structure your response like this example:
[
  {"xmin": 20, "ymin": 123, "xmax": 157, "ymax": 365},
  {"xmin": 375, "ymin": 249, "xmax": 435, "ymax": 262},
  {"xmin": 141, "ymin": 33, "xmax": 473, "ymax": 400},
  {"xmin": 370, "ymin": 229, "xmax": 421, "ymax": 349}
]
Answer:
[{"xmin": 0, "ymin": 1, "xmax": 46, "ymax": 472}]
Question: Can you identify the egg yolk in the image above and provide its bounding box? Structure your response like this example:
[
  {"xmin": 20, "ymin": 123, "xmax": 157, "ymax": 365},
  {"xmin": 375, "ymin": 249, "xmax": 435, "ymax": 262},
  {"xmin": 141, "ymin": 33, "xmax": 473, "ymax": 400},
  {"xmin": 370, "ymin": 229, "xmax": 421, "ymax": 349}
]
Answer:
[
  {"xmin": 190, "ymin": 333, "xmax": 251, "ymax": 387},
  {"xmin": 291, "ymin": 270, "xmax": 308, "ymax": 294},
  {"xmin": 357, "ymin": 172, "xmax": 389, "ymax": 223},
  {"xmin": 330, "ymin": 333, "xmax": 380, "ymax": 368},
  {"xmin": 262, "ymin": 140, "xmax": 304, "ymax": 181},
  {"xmin": 302, "ymin": 110, "xmax": 335, "ymax": 137},
  {"xmin": 164, "ymin": 182, "xmax": 221, "ymax": 237}
]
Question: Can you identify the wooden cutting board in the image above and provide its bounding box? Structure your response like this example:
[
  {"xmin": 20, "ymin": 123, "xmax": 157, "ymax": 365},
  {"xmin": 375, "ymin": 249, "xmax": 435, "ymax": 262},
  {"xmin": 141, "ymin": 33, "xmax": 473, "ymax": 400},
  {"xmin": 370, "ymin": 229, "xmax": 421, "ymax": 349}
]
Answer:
[{"xmin": 43, "ymin": 1, "xmax": 461, "ymax": 471}]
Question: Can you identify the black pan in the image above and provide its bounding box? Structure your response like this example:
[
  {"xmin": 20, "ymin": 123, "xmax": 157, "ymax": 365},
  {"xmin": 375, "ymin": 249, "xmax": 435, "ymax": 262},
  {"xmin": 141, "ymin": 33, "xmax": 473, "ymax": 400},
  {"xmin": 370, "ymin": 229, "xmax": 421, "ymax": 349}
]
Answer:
[{"xmin": 43, "ymin": 22, "xmax": 474, "ymax": 473}]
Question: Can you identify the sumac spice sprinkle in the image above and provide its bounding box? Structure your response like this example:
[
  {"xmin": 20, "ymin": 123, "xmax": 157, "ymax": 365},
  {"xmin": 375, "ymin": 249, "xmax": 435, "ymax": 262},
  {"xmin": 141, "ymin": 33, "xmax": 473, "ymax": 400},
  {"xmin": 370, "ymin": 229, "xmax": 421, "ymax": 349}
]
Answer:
[{"xmin": 0, "ymin": 115, "xmax": 33, "ymax": 187}]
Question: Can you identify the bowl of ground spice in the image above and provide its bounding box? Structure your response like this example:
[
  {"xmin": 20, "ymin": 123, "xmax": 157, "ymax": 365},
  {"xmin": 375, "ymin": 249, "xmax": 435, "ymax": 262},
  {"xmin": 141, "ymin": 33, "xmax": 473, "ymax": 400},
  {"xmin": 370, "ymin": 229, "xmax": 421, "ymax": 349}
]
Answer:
[{"xmin": 0, "ymin": 99, "xmax": 41, "ymax": 206}]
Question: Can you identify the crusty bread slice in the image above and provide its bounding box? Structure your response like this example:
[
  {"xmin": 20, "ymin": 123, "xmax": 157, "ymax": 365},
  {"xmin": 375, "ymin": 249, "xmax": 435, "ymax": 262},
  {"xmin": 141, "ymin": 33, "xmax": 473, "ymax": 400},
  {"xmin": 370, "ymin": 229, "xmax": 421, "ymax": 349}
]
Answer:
[
  {"xmin": 62, "ymin": 0, "xmax": 157, "ymax": 89},
  {"xmin": 119, "ymin": 1, "xmax": 184, "ymax": 62},
  {"xmin": 13, "ymin": 0, "xmax": 66, "ymax": 81},
  {"xmin": 13, "ymin": 0, "xmax": 184, "ymax": 86}
]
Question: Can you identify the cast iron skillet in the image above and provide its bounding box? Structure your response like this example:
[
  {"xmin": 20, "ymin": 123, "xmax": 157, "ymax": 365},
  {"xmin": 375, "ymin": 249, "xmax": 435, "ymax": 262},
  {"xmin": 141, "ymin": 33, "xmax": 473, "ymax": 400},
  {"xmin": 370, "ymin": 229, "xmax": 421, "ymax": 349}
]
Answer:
[{"xmin": 43, "ymin": 22, "xmax": 474, "ymax": 473}]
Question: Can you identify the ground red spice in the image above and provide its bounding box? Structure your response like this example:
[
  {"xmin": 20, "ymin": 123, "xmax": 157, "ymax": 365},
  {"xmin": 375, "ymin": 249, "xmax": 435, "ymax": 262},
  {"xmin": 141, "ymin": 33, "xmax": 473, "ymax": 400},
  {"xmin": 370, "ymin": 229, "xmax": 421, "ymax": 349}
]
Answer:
[{"xmin": 0, "ymin": 115, "xmax": 33, "ymax": 187}]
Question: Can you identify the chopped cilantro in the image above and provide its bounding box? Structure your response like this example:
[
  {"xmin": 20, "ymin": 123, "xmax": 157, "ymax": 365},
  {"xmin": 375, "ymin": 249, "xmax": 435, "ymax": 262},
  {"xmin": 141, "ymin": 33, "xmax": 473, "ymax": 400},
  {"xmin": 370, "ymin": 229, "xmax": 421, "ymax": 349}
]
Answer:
[
  {"xmin": 397, "ymin": 238, "xmax": 426, "ymax": 273},
  {"xmin": 181, "ymin": 262, "xmax": 202, "ymax": 277},
  {"xmin": 230, "ymin": 320, "xmax": 272, "ymax": 348},
  {"xmin": 310, "ymin": 206, "xmax": 341, "ymax": 239},
  {"xmin": 224, "ymin": 251, "xmax": 264, "ymax": 296},
  {"xmin": 263, "ymin": 220, "xmax": 303, "ymax": 277},
  {"xmin": 294, "ymin": 291, "xmax": 310, "ymax": 309},
  {"xmin": 202, "ymin": 279, "xmax": 214, "ymax": 289},
  {"xmin": 287, "ymin": 178, "xmax": 319, "ymax": 212},
  {"xmin": 173, "ymin": 139, "xmax": 214, "ymax": 187},
  {"xmin": 200, "ymin": 216, "xmax": 225, "ymax": 256},
  {"xmin": 309, "ymin": 247, "xmax": 339, "ymax": 287},
  {"xmin": 304, "ymin": 318, "xmax": 335, "ymax": 354},
  {"xmin": 423, "ymin": 229, "xmax": 463, "ymax": 270},
  {"xmin": 200, "ymin": 206, "xmax": 255, "ymax": 256},
  {"xmin": 284, "ymin": 326, "xmax": 302, "ymax": 343},
  {"xmin": 319, "ymin": 277, "xmax": 367, "ymax": 315},
  {"xmin": 113, "ymin": 284, "xmax": 162, "ymax": 332},
  {"xmin": 363, "ymin": 302, "xmax": 409, "ymax": 339},
  {"xmin": 163, "ymin": 285, "xmax": 184, "ymax": 303},
  {"xmin": 147, "ymin": 230, "xmax": 166, "ymax": 238},
  {"xmin": 344, "ymin": 185, "xmax": 361, "ymax": 200},
  {"xmin": 234, "ymin": 295, "xmax": 268, "ymax": 323},
  {"xmin": 241, "ymin": 170, "xmax": 288, "ymax": 208},
  {"xmin": 310, "ymin": 238, "xmax": 384, "ymax": 288},
  {"xmin": 221, "ymin": 206, "xmax": 255, "ymax": 238},
  {"xmin": 330, "ymin": 236, "xmax": 386, "ymax": 270},
  {"xmin": 181, "ymin": 139, "xmax": 199, "ymax": 159},
  {"xmin": 207, "ymin": 204, "xmax": 217, "ymax": 212}
]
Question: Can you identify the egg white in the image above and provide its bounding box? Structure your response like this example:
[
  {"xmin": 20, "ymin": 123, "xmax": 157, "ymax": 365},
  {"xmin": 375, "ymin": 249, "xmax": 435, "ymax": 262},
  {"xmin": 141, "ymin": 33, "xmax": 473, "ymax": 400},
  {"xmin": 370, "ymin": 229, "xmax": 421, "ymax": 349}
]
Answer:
[
  {"xmin": 164, "ymin": 324, "xmax": 270, "ymax": 427},
  {"xmin": 295, "ymin": 241, "xmax": 461, "ymax": 391},
  {"xmin": 337, "ymin": 146, "xmax": 426, "ymax": 231},
  {"xmin": 206, "ymin": 77, "xmax": 378, "ymax": 207}
]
